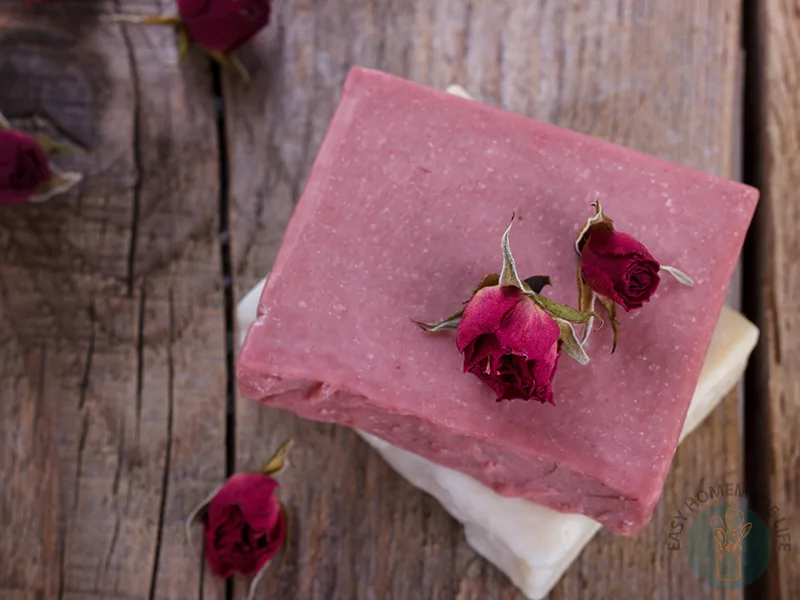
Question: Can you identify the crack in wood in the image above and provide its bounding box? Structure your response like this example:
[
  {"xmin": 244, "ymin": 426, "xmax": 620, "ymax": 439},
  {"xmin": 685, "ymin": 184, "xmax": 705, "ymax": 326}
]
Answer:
[
  {"xmin": 148, "ymin": 289, "xmax": 176, "ymax": 600},
  {"xmin": 57, "ymin": 530, "xmax": 67, "ymax": 600},
  {"xmin": 111, "ymin": 416, "xmax": 125, "ymax": 497},
  {"xmin": 118, "ymin": 17, "xmax": 144, "ymax": 298},
  {"xmin": 78, "ymin": 302, "xmax": 96, "ymax": 411},
  {"xmin": 35, "ymin": 342, "xmax": 47, "ymax": 429},
  {"xmin": 134, "ymin": 287, "xmax": 146, "ymax": 444},
  {"xmin": 737, "ymin": 0, "xmax": 794, "ymax": 596},
  {"xmin": 210, "ymin": 64, "xmax": 237, "ymax": 486},
  {"xmin": 103, "ymin": 517, "xmax": 121, "ymax": 574},
  {"xmin": 73, "ymin": 411, "xmax": 90, "ymax": 518},
  {"xmin": 212, "ymin": 63, "xmax": 237, "ymax": 600}
]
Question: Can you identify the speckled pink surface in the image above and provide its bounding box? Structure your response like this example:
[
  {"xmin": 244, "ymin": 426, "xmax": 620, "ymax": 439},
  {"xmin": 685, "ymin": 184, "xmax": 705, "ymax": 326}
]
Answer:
[{"xmin": 236, "ymin": 67, "xmax": 758, "ymax": 535}]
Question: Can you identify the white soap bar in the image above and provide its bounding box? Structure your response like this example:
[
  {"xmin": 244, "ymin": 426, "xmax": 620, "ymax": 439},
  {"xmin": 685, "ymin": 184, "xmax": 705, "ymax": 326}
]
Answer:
[{"xmin": 236, "ymin": 277, "xmax": 758, "ymax": 599}]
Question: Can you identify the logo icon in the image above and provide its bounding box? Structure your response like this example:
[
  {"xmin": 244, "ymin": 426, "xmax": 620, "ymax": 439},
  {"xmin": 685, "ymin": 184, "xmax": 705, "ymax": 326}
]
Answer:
[
  {"xmin": 686, "ymin": 503, "xmax": 771, "ymax": 589},
  {"xmin": 710, "ymin": 507, "xmax": 752, "ymax": 582}
]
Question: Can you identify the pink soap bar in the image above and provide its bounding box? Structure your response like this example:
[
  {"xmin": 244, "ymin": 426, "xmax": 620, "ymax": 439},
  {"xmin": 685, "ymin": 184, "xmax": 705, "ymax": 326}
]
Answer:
[{"xmin": 237, "ymin": 67, "xmax": 758, "ymax": 535}]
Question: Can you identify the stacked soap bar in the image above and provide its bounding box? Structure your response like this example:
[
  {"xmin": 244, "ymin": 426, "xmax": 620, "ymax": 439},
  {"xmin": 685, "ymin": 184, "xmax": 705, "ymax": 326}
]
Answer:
[
  {"xmin": 237, "ymin": 279, "xmax": 758, "ymax": 599},
  {"xmin": 237, "ymin": 67, "xmax": 758, "ymax": 535}
]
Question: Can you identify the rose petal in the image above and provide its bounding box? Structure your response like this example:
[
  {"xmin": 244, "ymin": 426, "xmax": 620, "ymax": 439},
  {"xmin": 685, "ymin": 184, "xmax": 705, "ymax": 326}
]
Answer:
[
  {"xmin": 581, "ymin": 228, "xmax": 660, "ymax": 311},
  {"xmin": 203, "ymin": 521, "xmax": 237, "ymax": 578},
  {"xmin": 462, "ymin": 334, "xmax": 507, "ymax": 373},
  {"xmin": 456, "ymin": 286, "xmax": 525, "ymax": 353},
  {"xmin": 532, "ymin": 341, "xmax": 560, "ymax": 404},
  {"xmin": 585, "ymin": 228, "xmax": 655, "ymax": 259},
  {"xmin": 242, "ymin": 503, "xmax": 287, "ymax": 575},
  {"xmin": 241, "ymin": 489, "xmax": 282, "ymax": 532},
  {"xmin": 177, "ymin": 0, "xmax": 271, "ymax": 53},
  {"xmin": 208, "ymin": 473, "xmax": 279, "ymax": 510},
  {"xmin": 493, "ymin": 295, "xmax": 560, "ymax": 360}
]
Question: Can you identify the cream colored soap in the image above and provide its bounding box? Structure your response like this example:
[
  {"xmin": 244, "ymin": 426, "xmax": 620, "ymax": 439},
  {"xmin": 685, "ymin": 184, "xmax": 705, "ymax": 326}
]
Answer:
[{"xmin": 237, "ymin": 277, "xmax": 757, "ymax": 599}]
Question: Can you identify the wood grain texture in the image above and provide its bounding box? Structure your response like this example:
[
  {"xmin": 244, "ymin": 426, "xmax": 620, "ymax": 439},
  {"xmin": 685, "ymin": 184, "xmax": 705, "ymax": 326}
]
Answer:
[
  {"xmin": 225, "ymin": 1, "xmax": 746, "ymax": 599},
  {"xmin": 0, "ymin": 1, "xmax": 226, "ymax": 599},
  {"xmin": 745, "ymin": 0, "xmax": 800, "ymax": 598}
]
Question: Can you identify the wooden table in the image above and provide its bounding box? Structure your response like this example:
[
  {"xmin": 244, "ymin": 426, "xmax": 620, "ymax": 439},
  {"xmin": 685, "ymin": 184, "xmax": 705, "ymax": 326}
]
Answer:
[{"xmin": 0, "ymin": 1, "xmax": 797, "ymax": 599}]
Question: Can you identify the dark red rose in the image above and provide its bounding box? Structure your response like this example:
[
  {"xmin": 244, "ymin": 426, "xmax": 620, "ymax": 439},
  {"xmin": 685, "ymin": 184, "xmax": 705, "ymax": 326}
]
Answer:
[
  {"xmin": 456, "ymin": 285, "xmax": 561, "ymax": 403},
  {"xmin": 0, "ymin": 130, "xmax": 50, "ymax": 206},
  {"xmin": 580, "ymin": 228, "xmax": 661, "ymax": 311},
  {"xmin": 203, "ymin": 472, "xmax": 286, "ymax": 578},
  {"xmin": 177, "ymin": 0, "xmax": 271, "ymax": 53}
]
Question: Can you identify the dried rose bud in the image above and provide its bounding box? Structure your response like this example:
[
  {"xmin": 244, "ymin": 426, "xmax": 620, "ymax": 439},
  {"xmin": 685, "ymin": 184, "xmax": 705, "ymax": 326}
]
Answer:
[
  {"xmin": 111, "ymin": 0, "xmax": 271, "ymax": 80},
  {"xmin": 0, "ymin": 113, "xmax": 83, "ymax": 205},
  {"xmin": 177, "ymin": 0, "xmax": 271, "ymax": 53},
  {"xmin": 575, "ymin": 200, "xmax": 693, "ymax": 351},
  {"xmin": 417, "ymin": 216, "xmax": 598, "ymax": 403},
  {"xmin": 203, "ymin": 473, "xmax": 286, "ymax": 578},
  {"xmin": 581, "ymin": 228, "xmax": 661, "ymax": 311},
  {"xmin": 0, "ymin": 130, "xmax": 50, "ymax": 205},
  {"xmin": 186, "ymin": 440, "xmax": 291, "ymax": 600},
  {"xmin": 457, "ymin": 285, "xmax": 561, "ymax": 403}
]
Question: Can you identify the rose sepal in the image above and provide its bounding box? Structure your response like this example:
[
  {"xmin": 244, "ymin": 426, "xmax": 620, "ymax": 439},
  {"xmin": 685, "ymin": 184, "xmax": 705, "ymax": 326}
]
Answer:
[
  {"xmin": 29, "ymin": 168, "xmax": 83, "ymax": 203},
  {"xmin": 0, "ymin": 111, "xmax": 85, "ymax": 156},
  {"xmin": 108, "ymin": 14, "xmax": 183, "ymax": 26},
  {"xmin": 522, "ymin": 275, "xmax": 552, "ymax": 294},
  {"xmin": 184, "ymin": 484, "xmax": 224, "ymax": 550},
  {"xmin": 261, "ymin": 438, "xmax": 293, "ymax": 476},
  {"xmin": 596, "ymin": 294, "xmax": 619, "ymax": 352},
  {"xmin": 575, "ymin": 199, "xmax": 613, "ymax": 253},
  {"xmin": 498, "ymin": 214, "xmax": 525, "ymax": 288},
  {"xmin": 554, "ymin": 319, "xmax": 589, "ymax": 365},
  {"xmin": 526, "ymin": 291, "xmax": 601, "ymax": 326},
  {"xmin": 245, "ymin": 500, "xmax": 290, "ymax": 600},
  {"xmin": 660, "ymin": 265, "xmax": 694, "ymax": 287},
  {"xmin": 34, "ymin": 136, "xmax": 85, "ymax": 157},
  {"xmin": 576, "ymin": 265, "xmax": 618, "ymax": 350},
  {"xmin": 205, "ymin": 49, "xmax": 251, "ymax": 82},
  {"xmin": 414, "ymin": 309, "xmax": 463, "ymax": 333}
]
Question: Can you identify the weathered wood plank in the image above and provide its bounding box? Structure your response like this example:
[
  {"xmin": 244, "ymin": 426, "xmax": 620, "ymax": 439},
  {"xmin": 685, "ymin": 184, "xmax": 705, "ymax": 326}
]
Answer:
[
  {"xmin": 0, "ymin": 2, "xmax": 226, "ymax": 599},
  {"xmin": 745, "ymin": 0, "xmax": 800, "ymax": 597},
  {"xmin": 225, "ymin": 1, "xmax": 744, "ymax": 598}
]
